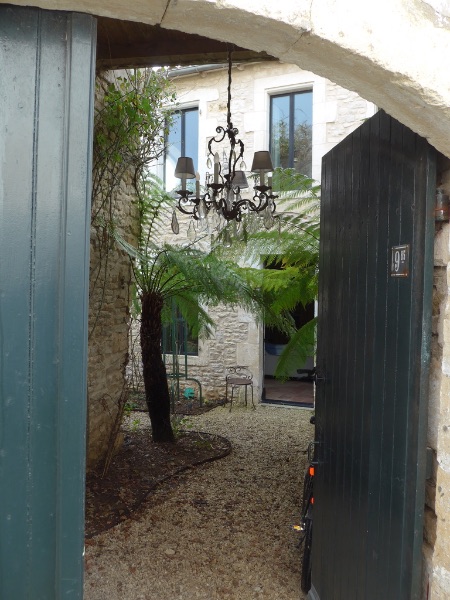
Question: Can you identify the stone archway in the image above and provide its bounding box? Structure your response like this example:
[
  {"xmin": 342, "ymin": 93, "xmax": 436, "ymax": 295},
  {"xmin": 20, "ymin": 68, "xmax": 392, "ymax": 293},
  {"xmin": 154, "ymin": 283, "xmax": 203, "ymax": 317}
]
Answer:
[{"xmin": 9, "ymin": 0, "xmax": 450, "ymax": 159}]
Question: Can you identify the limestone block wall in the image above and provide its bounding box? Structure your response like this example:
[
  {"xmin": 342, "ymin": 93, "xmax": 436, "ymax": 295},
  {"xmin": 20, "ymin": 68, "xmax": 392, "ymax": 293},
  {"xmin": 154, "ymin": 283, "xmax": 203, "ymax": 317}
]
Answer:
[
  {"xmin": 324, "ymin": 81, "xmax": 374, "ymax": 147},
  {"xmin": 86, "ymin": 77, "xmax": 139, "ymax": 469},
  {"xmin": 167, "ymin": 61, "xmax": 376, "ymax": 185},
  {"xmin": 424, "ymin": 164, "xmax": 450, "ymax": 599},
  {"xmin": 172, "ymin": 305, "xmax": 262, "ymax": 403},
  {"xmin": 87, "ymin": 177, "xmax": 137, "ymax": 468}
]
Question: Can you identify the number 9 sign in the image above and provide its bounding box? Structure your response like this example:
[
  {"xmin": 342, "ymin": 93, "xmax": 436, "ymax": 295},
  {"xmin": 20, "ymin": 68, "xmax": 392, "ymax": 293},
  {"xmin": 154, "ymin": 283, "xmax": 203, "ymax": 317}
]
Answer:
[{"xmin": 390, "ymin": 244, "xmax": 410, "ymax": 278}]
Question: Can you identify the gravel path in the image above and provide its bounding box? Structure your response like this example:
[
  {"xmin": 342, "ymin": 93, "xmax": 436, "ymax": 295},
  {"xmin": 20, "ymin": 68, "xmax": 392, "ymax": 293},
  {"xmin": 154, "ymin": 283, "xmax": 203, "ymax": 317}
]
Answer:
[{"xmin": 84, "ymin": 404, "xmax": 313, "ymax": 600}]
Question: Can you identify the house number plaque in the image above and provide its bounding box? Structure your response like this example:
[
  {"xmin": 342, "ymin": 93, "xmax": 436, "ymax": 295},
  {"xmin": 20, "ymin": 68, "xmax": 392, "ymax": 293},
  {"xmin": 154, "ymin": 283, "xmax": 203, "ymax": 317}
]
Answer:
[{"xmin": 390, "ymin": 244, "xmax": 410, "ymax": 277}]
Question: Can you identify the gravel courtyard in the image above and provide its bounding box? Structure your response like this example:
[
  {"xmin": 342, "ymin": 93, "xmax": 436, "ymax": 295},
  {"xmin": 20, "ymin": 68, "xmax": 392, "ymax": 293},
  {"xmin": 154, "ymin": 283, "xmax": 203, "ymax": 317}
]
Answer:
[{"xmin": 84, "ymin": 403, "xmax": 313, "ymax": 600}]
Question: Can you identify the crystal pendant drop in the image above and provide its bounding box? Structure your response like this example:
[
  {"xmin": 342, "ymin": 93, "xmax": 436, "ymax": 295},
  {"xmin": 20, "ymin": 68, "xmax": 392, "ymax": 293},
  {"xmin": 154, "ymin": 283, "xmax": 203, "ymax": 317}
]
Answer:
[
  {"xmin": 207, "ymin": 156, "xmax": 213, "ymax": 169},
  {"xmin": 264, "ymin": 208, "xmax": 274, "ymax": 230},
  {"xmin": 226, "ymin": 189, "xmax": 233, "ymax": 211},
  {"xmin": 222, "ymin": 228, "xmax": 232, "ymax": 248},
  {"xmin": 198, "ymin": 199, "xmax": 207, "ymax": 220},
  {"xmin": 171, "ymin": 210, "xmax": 180, "ymax": 234},
  {"xmin": 210, "ymin": 210, "xmax": 220, "ymax": 231},
  {"xmin": 218, "ymin": 214, "xmax": 226, "ymax": 232},
  {"xmin": 233, "ymin": 220, "xmax": 243, "ymax": 241},
  {"xmin": 187, "ymin": 221, "xmax": 196, "ymax": 241},
  {"xmin": 240, "ymin": 160, "xmax": 247, "ymax": 170},
  {"xmin": 222, "ymin": 150, "xmax": 229, "ymax": 175}
]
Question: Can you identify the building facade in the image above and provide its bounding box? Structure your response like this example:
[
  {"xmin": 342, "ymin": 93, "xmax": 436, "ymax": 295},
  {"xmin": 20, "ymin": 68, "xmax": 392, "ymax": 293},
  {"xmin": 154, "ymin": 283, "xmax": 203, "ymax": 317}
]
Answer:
[{"xmin": 160, "ymin": 60, "xmax": 376, "ymax": 402}]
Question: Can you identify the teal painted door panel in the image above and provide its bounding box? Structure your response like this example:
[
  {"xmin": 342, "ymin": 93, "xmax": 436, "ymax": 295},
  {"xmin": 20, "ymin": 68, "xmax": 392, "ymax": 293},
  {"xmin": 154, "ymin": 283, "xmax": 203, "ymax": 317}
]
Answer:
[
  {"xmin": 311, "ymin": 111, "xmax": 435, "ymax": 600},
  {"xmin": 0, "ymin": 7, "xmax": 96, "ymax": 599}
]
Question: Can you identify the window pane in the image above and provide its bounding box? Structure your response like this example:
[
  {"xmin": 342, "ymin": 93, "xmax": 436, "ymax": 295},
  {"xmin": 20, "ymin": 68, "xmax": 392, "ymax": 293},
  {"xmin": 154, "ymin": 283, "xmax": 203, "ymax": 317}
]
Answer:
[
  {"xmin": 270, "ymin": 95, "xmax": 291, "ymax": 169},
  {"xmin": 270, "ymin": 90, "xmax": 313, "ymax": 177},
  {"xmin": 293, "ymin": 91, "xmax": 312, "ymax": 177},
  {"xmin": 165, "ymin": 112, "xmax": 181, "ymax": 192},
  {"xmin": 184, "ymin": 109, "xmax": 198, "ymax": 168},
  {"xmin": 165, "ymin": 108, "xmax": 198, "ymax": 193},
  {"xmin": 162, "ymin": 316, "xmax": 198, "ymax": 356}
]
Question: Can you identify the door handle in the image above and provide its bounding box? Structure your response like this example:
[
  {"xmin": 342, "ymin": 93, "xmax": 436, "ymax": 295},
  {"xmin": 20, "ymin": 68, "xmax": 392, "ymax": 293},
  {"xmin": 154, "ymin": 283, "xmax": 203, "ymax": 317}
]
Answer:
[{"xmin": 314, "ymin": 371, "xmax": 326, "ymax": 384}]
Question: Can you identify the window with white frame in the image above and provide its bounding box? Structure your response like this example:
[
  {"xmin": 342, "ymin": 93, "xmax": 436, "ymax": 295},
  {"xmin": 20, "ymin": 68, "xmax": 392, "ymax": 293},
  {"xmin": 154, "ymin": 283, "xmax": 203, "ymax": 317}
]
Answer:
[
  {"xmin": 164, "ymin": 106, "xmax": 199, "ymax": 192},
  {"xmin": 163, "ymin": 107, "xmax": 199, "ymax": 356},
  {"xmin": 269, "ymin": 90, "xmax": 313, "ymax": 177}
]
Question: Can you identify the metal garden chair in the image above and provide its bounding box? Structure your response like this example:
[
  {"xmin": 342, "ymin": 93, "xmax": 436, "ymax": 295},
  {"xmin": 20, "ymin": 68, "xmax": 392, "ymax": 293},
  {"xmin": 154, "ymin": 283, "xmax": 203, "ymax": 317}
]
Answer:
[{"xmin": 225, "ymin": 366, "xmax": 255, "ymax": 412}]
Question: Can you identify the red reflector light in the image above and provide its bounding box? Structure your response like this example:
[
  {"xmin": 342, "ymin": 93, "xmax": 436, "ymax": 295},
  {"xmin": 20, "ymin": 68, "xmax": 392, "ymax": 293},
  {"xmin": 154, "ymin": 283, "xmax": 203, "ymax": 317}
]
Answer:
[
  {"xmin": 311, "ymin": 497, "xmax": 314, "ymax": 505},
  {"xmin": 309, "ymin": 466, "xmax": 315, "ymax": 477}
]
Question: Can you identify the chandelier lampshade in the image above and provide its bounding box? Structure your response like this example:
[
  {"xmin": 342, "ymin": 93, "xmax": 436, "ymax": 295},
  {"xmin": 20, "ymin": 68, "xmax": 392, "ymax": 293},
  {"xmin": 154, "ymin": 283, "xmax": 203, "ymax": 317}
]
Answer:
[
  {"xmin": 231, "ymin": 170, "xmax": 249, "ymax": 189},
  {"xmin": 251, "ymin": 151, "xmax": 273, "ymax": 172},
  {"xmin": 174, "ymin": 156, "xmax": 196, "ymax": 190}
]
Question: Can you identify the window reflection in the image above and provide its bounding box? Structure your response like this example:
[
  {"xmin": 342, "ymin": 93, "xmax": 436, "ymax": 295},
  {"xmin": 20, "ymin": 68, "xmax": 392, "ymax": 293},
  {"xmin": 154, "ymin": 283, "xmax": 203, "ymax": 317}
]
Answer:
[
  {"xmin": 165, "ymin": 107, "xmax": 199, "ymax": 192},
  {"xmin": 270, "ymin": 91, "xmax": 312, "ymax": 178}
]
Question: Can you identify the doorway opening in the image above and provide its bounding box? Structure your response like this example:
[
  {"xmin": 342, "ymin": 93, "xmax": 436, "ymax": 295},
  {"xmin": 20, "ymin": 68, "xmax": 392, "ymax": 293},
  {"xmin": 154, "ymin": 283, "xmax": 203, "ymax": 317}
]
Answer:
[{"xmin": 263, "ymin": 283, "xmax": 315, "ymax": 407}]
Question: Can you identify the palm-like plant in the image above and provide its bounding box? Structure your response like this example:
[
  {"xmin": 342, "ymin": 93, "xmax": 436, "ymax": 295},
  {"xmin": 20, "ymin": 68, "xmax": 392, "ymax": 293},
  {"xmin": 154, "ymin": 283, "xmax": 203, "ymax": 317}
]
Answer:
[
  {"xmin": 117, "ymin": 174, "xmax": 292, "ymax": 442},
  {"xmin": 118, "ymin": 167, "xmax": 319, "ymax": 441},
  {"xmin": 217, "ymin": 167, "xmax": 320, "ymax": 379},
  {"xmin": 94, "ymin": 70, "xmax": 320, "ymax": 444}
]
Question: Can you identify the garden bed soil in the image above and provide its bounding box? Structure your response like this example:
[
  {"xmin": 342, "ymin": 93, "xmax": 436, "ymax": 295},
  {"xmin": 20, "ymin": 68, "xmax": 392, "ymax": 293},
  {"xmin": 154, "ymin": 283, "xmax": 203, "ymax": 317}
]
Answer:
[{"xmin": 85, "ymin": 410, "xmax": 231, "ymax": 538}]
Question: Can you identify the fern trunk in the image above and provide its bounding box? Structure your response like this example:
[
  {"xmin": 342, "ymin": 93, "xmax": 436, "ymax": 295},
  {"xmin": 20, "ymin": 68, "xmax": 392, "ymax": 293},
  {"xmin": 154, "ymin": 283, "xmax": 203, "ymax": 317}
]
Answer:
[{"xmin": 140, "ymin": 291, "xmax": 175, "ymax": 443}]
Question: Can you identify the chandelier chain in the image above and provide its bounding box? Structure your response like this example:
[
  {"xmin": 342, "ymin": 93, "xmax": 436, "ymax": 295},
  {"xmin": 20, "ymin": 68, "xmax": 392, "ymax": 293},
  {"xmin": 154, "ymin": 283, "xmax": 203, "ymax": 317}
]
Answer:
[{"xmin": 227, "ymin": 51, "xmax": 232, "ymax": 127}]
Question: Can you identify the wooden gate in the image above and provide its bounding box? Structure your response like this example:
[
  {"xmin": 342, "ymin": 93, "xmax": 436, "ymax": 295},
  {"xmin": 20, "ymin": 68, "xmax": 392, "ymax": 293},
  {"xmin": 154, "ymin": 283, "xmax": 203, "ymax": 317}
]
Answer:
[
  {"xmin": 0, "ymin": 8, "xmax": 95, "ymax": 598},
  {"xmin": 310, "ymin": 111, "xmax": 435, "ymax": 600}
]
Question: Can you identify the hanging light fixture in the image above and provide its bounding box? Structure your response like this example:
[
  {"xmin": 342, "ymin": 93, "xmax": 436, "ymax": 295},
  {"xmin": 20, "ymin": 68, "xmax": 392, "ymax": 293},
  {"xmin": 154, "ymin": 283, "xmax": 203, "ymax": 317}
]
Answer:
[{"xmin": 172, "ymin": 50, "xmax": 277, "ymax": 234}]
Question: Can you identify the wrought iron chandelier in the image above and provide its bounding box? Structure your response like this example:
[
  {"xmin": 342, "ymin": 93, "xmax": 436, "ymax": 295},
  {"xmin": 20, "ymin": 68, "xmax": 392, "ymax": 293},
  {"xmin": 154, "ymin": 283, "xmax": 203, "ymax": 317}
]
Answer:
[{"xmin": 172, "ymin": 51, "xmax": 277, "ymax": 235}]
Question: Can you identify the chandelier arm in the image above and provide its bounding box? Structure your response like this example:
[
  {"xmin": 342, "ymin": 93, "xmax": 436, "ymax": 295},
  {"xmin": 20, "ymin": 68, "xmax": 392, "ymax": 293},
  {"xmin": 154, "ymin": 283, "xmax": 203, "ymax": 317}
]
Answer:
[
  {"xmin": 176, "ymin": 202, "xmax": 196, "ymax": 217},
  {"xmin": 220, "ymin": 195, "xmax": 249, "ymax": 221},
  {"xmin": 209, "ymin": 126, "xmax": 227, "ymax": 147},
  {"xmin": 207, "ymin": 183, "xmax": 225, "ymax": 198},
  {"xmin": 221, "ymin": 205, "xmax": 243, "ymax": 222},
  {"xmin": 229, "ymin": 137, "xmax": 244, "ymax": 181},
  {"xmin": 248, "ymin": 192, "xmax": 270, "ymax": 212}
]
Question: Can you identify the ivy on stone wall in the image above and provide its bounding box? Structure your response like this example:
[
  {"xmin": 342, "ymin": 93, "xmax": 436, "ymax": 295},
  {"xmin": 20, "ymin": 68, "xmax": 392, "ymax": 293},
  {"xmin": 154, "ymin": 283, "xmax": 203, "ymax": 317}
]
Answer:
[
  {"xmin": 88, "ymin": 69, "xmax": 176, "ymax": 469},
  {"xmin": 90, "ymin": 69, "xmax": 176, "ymax": 338}
]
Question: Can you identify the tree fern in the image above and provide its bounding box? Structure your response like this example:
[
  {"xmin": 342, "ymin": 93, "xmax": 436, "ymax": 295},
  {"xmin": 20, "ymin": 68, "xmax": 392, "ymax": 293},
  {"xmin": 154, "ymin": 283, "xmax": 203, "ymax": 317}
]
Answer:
[
  {"xmin": 214, "ymin": 167, "xmax": 320, "ymax": 380},
  {"xmin": 114, "ymin": 166, "xmax": 321, "ymax": 439},
  {"xmin": 274, "ymin": 318, "xmax": 317, "ymax": 380}
]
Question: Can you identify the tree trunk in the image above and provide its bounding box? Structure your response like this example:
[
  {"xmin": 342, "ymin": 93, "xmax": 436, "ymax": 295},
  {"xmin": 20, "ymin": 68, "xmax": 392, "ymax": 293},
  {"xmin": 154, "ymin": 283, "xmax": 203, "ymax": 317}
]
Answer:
[{"xmin": 140, "ymin": 291, "xmax": 175, "ymax": 443}]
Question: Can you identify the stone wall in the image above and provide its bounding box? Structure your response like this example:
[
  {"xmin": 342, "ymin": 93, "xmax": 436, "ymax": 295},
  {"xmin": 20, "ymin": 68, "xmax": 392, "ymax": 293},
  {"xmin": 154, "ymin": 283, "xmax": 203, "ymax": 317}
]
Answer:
[
  {"xmin": 87, "ymin": 76, "xmax": 138, "ymax": 469},
  {"xmin": 424, "ymin": 161, "xmax": 450, "ymax": 599},
  {"xmin": 169, "ymin": 305, "xmax": 262, "ymax": 404}
]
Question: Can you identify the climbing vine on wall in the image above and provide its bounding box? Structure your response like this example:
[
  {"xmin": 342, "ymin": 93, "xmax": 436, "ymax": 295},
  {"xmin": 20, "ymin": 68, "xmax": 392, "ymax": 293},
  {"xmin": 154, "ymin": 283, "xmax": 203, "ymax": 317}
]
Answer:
[
  {"xmin": 92, "ymin": 69, "xmax": 176, "ymax": 215},
  {"xmin": 90, "ymin": 68, "xmax": 176, "ymax": 337},
  {"xmin": 88, "ymin": 68, "xmax": 176, "ymax": 469}
]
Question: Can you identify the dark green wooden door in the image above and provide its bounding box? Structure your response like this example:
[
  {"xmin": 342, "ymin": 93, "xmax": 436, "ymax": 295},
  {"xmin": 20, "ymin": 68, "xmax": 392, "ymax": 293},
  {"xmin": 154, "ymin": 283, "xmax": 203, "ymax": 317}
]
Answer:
[
  {"xmin": 310, "ymin": 111, "xmax": 435, "ymax": 600},
  {"xmin": 0, "ymin": 7, "xmax": 96, "ymax": 599}
]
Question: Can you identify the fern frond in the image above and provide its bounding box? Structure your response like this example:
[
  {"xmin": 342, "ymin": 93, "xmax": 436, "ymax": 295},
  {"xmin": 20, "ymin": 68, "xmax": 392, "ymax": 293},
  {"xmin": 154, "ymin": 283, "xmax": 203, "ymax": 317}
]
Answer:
[{"xmin": 274, "ymin": 318, "xmax": 317, "ymax": 380}]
